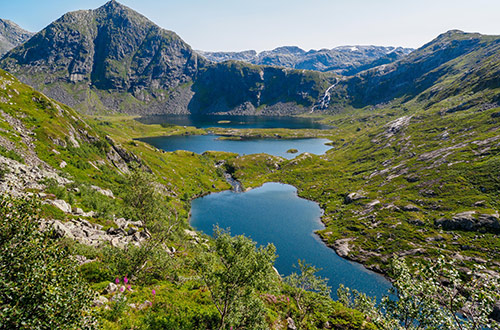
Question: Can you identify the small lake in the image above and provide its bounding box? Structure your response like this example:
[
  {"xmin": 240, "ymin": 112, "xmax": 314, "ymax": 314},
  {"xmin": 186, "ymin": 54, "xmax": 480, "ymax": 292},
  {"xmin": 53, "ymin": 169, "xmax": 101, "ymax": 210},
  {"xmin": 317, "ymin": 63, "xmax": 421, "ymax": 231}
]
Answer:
[
  {"xmin": 139, "ymin": 135, "xmax": 331, "ymax": 159},
  {"xmin": 137, "ymin": 114, "xmax": 330, "ymax": 130},
  {"xmin": 191, "ymin": 182, "xmax": 392, "ymax": 300}
]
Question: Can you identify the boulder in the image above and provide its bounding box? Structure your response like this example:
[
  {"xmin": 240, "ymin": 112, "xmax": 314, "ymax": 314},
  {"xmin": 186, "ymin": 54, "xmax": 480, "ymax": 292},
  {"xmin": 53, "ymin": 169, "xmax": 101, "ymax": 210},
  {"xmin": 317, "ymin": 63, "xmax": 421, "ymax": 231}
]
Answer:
[
  {"xmin": 334, "ymin": 238, "xmax": 354, "ymax": 258},
  {"xmin": 114, "ymin": 217, "xmax": 129, "ymax": 228},
  {"xmin": 48, "ymin": 199, "xmax": 72, "ymax": 213},
  {"xmin": 91, "ymin": 185, "xmax": 115, "ymax": 198},
  {"xmin": 403, "ymin": 204, "xmax": 420, "ymax": 212},
  {"xmin": 105, "ymin": 282, "xmax": 118, "ymax": 294},
  {"xmin": 93, "ymin": 295, "xmax": 109, "ymax": 307},
  {"xmin": 286, "ymin": 317, "xmax": 297, "ymax": 330},
  {"xmin": 344, "ymin": 192, "xmax": 367, "ymax": 204},
  {"xmin": 435, "ymin": 211, "xmax": 500, "ymax": 233},
  {"xmin": 51, "ymin": 220, "xmax": 75, "ymax": 239}
]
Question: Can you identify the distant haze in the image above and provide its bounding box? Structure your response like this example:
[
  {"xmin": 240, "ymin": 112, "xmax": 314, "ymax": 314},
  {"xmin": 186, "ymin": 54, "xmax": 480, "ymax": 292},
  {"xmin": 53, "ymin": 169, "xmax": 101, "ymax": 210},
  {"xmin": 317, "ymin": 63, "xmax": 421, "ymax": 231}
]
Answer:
[{"xmin": 1, "ymin": 0, "xmax": 499, "ymax": 52}]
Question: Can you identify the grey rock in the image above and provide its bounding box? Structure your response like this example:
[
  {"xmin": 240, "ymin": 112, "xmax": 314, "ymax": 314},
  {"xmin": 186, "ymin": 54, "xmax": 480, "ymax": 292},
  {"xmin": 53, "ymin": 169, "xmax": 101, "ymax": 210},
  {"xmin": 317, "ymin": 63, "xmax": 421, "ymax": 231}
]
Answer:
[
  {"xmin": 334, "ymin": 238, "xmax": 354, "ymax": 258},
  {"xmin": 51, "ymin": 220, "xmax": 75, "ymax": 239},
  {"xmin": 287, "ymin": 317, "xmax": 297, "ymax": 330},
  {"xmin": 93, "ymin": 295, "xmax": 109, "ymax": 307},
  {"xmin": 127, "ymin": 227, "xmax": 137, "ymax": 236},
  {"xmin": 403, "ymin": 204, "xmax": 420, "ymax": 212},
  {"xmin": 114, "ymin": 217, "xmax": 129, "ymax": 229},
  {"xmin": 345, "ymin": 192, "xmax": 367, "ymax": 204},
  {"xmin": 0, "ymin": 19, "xmax": 33, "ymax": 57},
  {"xmin": 91, "ymin": 185, "xmax": 114, "ymax": 198},
  {"xmin": 435, "ymin": 211, "xmax": 500, "ymax": 233},
  {"xmin": 48, "ymin": 199, "xmax": 72, "ymax": 213},
  {"xmin": 105, "ymin": 282, "xmax": 118, "ymax": 294}
]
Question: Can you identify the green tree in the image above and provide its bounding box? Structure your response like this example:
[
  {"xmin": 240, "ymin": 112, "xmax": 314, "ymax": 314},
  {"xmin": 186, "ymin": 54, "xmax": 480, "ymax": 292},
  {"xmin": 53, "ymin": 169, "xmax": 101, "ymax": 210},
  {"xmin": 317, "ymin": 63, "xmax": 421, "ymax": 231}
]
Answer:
[
  {"xmin": 0, "ymin": 196, "xmax": 95, "ymax": 329},
  {"xmin": 338, "ymin": 257, "xmax": 500, "ymax": 330},
  {"xmin": 285, "ymin": 260, "xmax": 331, "ymax": 326},
  {"xmin": 194, "ymin": 227, "xmax": 277, "ymax": 330},
  {"xmin": 119, "ymin": 166, "xmax": 179, "ymax": 279}
]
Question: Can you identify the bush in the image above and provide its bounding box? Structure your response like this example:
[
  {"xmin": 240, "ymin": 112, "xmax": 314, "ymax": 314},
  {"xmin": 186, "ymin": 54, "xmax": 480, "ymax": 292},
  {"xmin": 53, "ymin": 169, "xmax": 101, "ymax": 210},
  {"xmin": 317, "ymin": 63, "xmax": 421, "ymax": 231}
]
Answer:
[{"xmin": 0, "ymin": 196, "xmax": 96, "ymax": 329}]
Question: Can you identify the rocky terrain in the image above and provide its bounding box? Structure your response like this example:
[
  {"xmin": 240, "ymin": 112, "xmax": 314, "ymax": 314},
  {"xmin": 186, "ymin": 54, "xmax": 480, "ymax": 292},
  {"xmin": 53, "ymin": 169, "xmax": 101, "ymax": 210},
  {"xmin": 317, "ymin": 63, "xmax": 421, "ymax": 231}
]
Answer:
[
  {"xmin": 0, "ymin": 19, "xmax": 33, "ymax": 57},
  {"xmin": 0, "ymin": 1, "xmax": 333, "ymax": 116},
  {"xmin": 199, "ymin": 45, "xmax": 413, "ymax": 75},
  {"xmin": 328, "ymin": 30, "xmax": 500, "ymax": 110}
]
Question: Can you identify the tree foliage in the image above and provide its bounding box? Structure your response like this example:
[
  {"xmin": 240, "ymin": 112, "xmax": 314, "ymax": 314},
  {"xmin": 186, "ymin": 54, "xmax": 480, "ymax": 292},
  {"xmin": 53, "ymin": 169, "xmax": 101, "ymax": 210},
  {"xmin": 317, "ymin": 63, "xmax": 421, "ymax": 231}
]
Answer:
[
  {"xmin": 118, "ymin": 166, "xmax": 179, "ymax": 280},
  {"xmin": 0, "ymin": 196, "xmax": 95, "ymax": 329},
  {"xmin": 194, "ymin": 227, "xmax": 277, "ymax": 330},
  {"xmin": 338, "ymin": 257, "xmax": 500, "ymax": 330},
  {"xmin": 285, "ymin": 260, "xmax": 331, "ymax": 326}
]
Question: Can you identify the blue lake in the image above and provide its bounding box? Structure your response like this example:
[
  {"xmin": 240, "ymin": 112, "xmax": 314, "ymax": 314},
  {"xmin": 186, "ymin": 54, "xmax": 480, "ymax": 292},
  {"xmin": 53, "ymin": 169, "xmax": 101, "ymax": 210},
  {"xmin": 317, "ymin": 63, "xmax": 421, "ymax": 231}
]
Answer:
[
  {"xmin": 139, "ymin": 135, "xmax": 331, "ymax": 159},
  {"xmin": 136, "ymin": 114, "xmax": 330, "ymax": 129},
  {"xmin": 190, "ymin": 182, "xmax": 392, "ymax": 300}
]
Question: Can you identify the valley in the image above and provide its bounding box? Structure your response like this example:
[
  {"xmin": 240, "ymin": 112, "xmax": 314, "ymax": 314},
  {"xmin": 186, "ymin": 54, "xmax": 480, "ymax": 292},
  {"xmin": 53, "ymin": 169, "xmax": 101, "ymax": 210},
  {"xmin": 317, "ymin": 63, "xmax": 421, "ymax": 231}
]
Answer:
[{"xmin": 0, "ymin": 0, "xmax": 499, "ymax": 329}]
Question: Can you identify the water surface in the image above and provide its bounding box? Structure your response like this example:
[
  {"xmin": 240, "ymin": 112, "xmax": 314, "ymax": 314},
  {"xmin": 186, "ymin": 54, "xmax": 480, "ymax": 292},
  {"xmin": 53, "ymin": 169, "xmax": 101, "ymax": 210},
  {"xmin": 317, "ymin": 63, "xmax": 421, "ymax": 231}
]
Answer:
[
  {"xmin": 191, "ymin": 182, "xmax": 392, "ymax": 300},
  {"xmin": 137, "ymin": 114, "xmax": 330, "ymax": 129},
  {"xmin": 140, "ymin": 135, "xmax": 331, "ymax": 159}
]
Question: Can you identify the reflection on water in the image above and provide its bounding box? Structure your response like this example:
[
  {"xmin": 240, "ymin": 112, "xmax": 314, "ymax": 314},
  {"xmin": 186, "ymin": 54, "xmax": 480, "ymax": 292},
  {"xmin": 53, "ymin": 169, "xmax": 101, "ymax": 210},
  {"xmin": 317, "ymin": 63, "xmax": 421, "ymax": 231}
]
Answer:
[{"xmin": 191, "ymin": 183, "xmax": 392, "ymax": 300}]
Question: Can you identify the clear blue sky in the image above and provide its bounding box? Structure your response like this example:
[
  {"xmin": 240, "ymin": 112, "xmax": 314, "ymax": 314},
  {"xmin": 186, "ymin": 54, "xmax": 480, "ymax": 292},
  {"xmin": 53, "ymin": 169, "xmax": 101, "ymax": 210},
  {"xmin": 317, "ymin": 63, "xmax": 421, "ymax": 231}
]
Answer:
[{"xmin": 1, "ymin": 0, "xmax": 499, "ymax": 52}]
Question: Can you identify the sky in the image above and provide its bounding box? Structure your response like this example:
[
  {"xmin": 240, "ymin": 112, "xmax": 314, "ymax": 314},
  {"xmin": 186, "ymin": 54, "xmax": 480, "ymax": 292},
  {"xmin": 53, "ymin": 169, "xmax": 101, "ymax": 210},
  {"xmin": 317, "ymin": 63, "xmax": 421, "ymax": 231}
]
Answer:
[{"xmin": 1, "ymin": 0, "xmax": 499, "ymax": 52}]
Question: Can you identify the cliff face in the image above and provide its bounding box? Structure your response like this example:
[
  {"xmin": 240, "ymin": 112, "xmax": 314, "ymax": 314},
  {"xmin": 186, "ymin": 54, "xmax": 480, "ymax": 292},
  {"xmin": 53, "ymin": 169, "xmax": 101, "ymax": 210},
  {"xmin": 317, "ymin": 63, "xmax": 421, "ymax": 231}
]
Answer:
[
  {"xmin": 0, "ymin": 1, "xmax": 332, "ymax": 115},
  {"xmin": 0, "ymin": 19, "xmax": 33, "ymax": 57},
  {"xmin": 189, "ymin": 61, "xmax": 331, "ymax": 115}
]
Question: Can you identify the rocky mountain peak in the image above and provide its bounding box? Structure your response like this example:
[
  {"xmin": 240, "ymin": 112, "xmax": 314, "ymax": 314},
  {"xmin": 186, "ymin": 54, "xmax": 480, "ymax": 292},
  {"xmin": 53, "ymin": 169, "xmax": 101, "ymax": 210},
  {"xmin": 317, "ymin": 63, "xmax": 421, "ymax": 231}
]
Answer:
[
  {"xmin": 0, "ymin": 1, "xmax": 205, "ymax": 113},
  {"xmin": 0, "ymin": 19, "xmax": 34, "ymax": 57}
]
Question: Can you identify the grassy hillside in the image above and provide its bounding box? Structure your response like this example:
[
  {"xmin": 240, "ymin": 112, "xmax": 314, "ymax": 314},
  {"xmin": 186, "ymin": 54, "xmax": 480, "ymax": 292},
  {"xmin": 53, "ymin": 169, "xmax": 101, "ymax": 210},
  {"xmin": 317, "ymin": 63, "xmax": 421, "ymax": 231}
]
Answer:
[
  {"xmin": 0, "ymin": 68, "xmax": 379, "ymax": 329},
  {"xmin": 226, "ymin": 87, "xmax": 500, "ymax": 275}
]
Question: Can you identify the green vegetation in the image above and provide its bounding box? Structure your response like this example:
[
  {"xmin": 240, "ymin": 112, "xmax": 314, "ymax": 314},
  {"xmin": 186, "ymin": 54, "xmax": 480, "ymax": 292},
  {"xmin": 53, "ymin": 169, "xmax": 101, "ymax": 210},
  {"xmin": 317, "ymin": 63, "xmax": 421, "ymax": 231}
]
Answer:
[
  {"xmin": 339, "ymin": 257, "xmax": 500, "ymax": 329},
  {"xmin": 194, "ymin": 227, "xmax": 277, "ymax": 329},
  {"xmin": 0, "ymin": 196, "xmax": 95, "ymax": 329}
]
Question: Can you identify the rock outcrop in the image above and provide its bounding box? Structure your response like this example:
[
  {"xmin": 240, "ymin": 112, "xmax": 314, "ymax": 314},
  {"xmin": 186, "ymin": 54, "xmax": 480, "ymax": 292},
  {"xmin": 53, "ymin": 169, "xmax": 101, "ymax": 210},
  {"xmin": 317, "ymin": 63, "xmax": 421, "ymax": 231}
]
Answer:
[
  {"xmin": 435, "ymin": 211, "xmax": 500, "ymax": 233},
  {"xmin": 42, "ymin": 218, "xmax": 150, "ymax": 248}
]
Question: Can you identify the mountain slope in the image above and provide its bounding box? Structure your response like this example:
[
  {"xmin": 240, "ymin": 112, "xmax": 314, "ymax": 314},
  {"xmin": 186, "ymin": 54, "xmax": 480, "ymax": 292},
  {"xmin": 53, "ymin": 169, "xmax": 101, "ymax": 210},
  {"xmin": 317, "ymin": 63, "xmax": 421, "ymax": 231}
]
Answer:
[
  {"xmin": 1, "ymin": 1, "xmax": 205, "ymax": 114},
  {"xmin": 329, "ymin": 30, "xmax": 500, "ymax": 110},
  {"xmin": 199, "ymin": 45, "xmax": 413, "ymax": 75},
  {"xmin": 0, "ymin": 1, "xmax": 333, "ymax": 116},
  {"xmin": 0, "ymin": 19, "xmax": 33, "ymax": 57}
]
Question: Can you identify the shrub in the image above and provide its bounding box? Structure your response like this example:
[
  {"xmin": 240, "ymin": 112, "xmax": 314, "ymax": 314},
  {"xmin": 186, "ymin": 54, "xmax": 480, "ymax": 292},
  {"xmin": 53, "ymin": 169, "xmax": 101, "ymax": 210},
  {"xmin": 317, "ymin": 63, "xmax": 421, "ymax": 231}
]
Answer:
[{"xmin": 0, "ymin": 196, "xmax": 96, "ymax": 329}]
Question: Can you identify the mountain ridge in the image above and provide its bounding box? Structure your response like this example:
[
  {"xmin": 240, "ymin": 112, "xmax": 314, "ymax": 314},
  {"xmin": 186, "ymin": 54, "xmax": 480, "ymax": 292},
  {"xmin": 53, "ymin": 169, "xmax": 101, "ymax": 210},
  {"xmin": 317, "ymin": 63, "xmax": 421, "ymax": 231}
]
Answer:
[
  {"xmin": 0, "ymin": 19, "xmax": 34, "ymax": 57},
  {"xmin": 198, "ymin": 45, "xmax": 413, "ymax": 75},
  {"xmin": 0, "ymin": 1, "xmax": 332, "ymax": 116}
]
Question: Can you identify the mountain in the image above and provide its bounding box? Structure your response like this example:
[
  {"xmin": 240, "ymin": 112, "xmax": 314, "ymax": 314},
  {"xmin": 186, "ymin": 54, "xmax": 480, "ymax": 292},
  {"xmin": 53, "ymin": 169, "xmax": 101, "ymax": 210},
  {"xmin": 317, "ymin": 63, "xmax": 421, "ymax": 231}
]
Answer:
[
  {"xmin": 0, "ymin": 1, "xmax": 205, "ymax": 114},
  {"xmin": 198, "ymin": 45, "xmax": 413, "ymax": 75},
  {"xmin": 329, "ymin": 30, "xmax": 500, "ymax": 110},
  {"xmin": 0, "ymin": 1, "xmax": 332, "ymax": 115},
  {"xmin": 0, "ymin": 19, "xmax": 33, "ymax": 57}
]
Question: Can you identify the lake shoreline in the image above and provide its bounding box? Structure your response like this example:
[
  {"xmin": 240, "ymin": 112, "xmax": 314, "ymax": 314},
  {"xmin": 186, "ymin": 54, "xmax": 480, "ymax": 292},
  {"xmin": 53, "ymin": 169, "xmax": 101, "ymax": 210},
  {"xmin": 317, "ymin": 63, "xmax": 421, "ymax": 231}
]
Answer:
[{"xmin": 188, "ymin": 182, "xmax": 392, "ymax": 299}]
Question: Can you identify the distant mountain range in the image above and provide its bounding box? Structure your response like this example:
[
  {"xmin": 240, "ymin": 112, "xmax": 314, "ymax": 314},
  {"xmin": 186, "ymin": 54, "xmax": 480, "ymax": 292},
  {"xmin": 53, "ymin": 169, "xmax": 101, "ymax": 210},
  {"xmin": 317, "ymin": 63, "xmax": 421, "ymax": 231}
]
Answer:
[
  {"xmin": 198, "ymin": 45, "xmax": 413, "ymax": 75},
  {"xmin": 0, "ymin": 19, "xmax": 33, "ymax": 57},
  {"xmin": 0, "ymin": 1, "xmax": 498, "ymax": 117}
]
